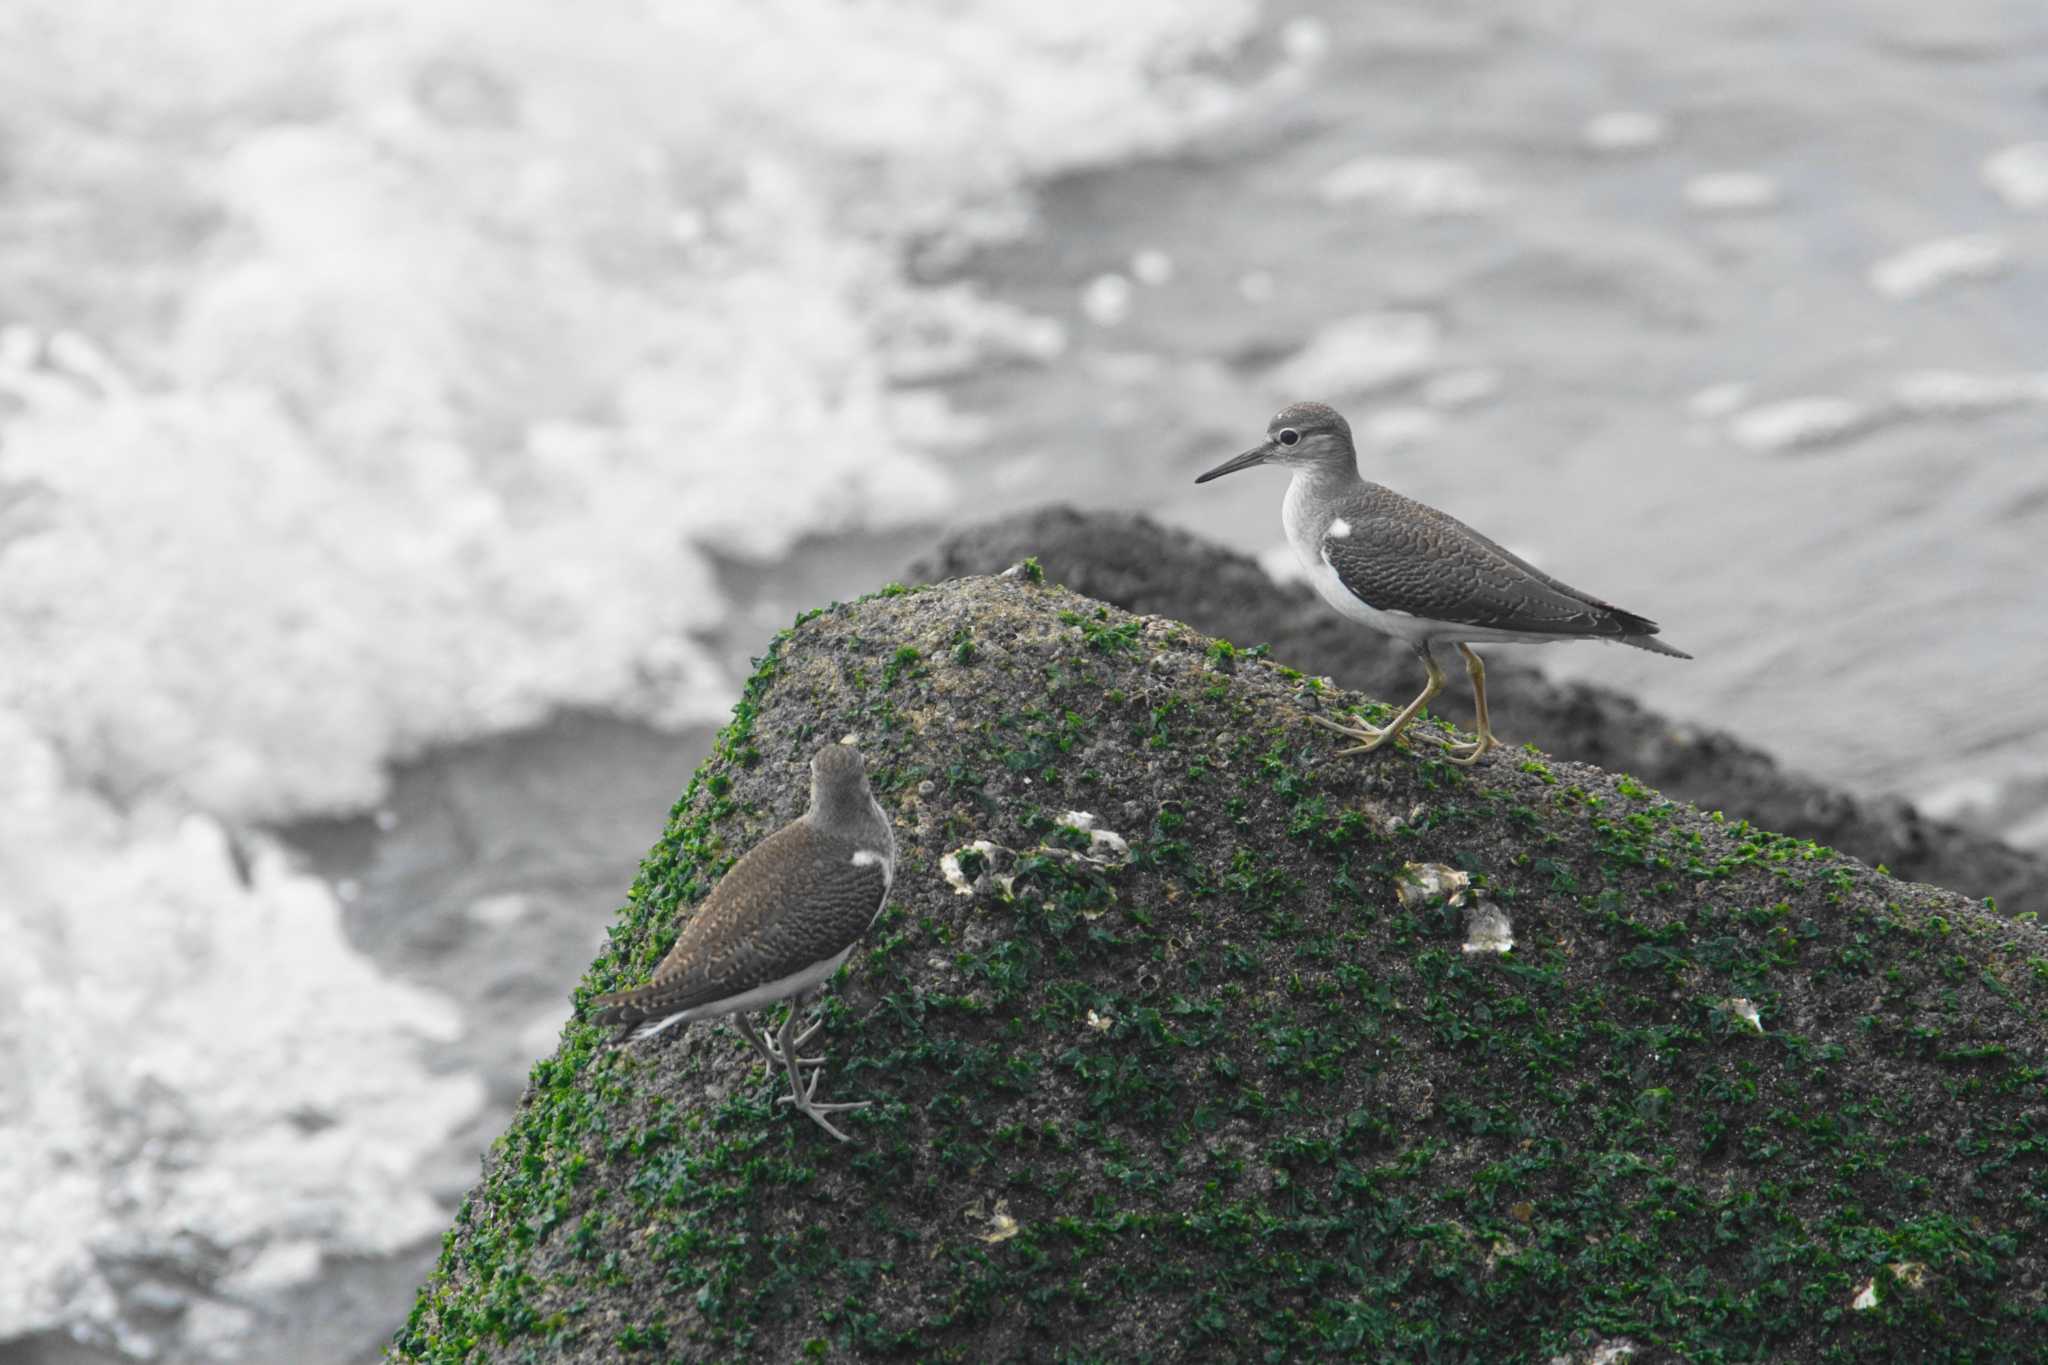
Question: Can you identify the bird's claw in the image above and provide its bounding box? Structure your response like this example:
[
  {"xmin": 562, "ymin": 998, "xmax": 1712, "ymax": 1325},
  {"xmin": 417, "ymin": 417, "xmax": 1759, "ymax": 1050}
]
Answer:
[
  {"xmin": 1438, "ymin": 728, "xmax": 1500, "ymax": 766},
  {"xmin": 775, "ymin": 1065, "xmax": 871, "ymax": 1142},
  {"xmin": 794, "ymin": 1106, "xmax": 867, "ymax": 1144},
  {"xmin": 756, "ymin": 1037, "xmax": 826, "ymax": 1068},
  {"xmin": 1308, "ymin": 711, "xmax": 1411, "ymax": 756},
  {"xmin": 1304, "ymin": 711, "xmax": 1388, "ymax": 745},
  {"xmin": 787, "ymin": 1019, "xmax": 825, "ymax": 1052}
]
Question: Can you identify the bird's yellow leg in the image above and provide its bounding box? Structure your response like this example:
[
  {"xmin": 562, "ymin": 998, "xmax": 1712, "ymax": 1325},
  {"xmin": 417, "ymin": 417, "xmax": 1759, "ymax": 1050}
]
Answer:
[
  {"xmin": 1443, "ymin": 644, "xmax": 1500, "ymax": 765},
  {"xmin": 1306, "ymin": 652, "xmax": 1447, "ymax": 756}
]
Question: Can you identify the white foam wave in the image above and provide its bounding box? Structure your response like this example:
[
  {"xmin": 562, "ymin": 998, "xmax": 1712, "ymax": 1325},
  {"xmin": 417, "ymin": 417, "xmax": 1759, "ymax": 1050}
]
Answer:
[
  {"xmin": 0, "ymin": 0, "xmax": 1258, "ymax": 1354},
  {"xmin": 1868, "ymin": 233, "xmax": 2011, "ymax": 300},
  {"xmin": 0, "ymin": 713, "xmax": 483, "ymax": 1350}
]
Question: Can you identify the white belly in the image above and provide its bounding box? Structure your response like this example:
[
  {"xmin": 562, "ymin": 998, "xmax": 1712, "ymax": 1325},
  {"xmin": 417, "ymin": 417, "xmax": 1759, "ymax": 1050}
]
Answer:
[
  {"xmin": 624, "ymin": 945, "xmax": 854, "ymax": 1042},
  {"xmin": 1302, "ymin": 550, "xmax": 1439, "ymax": 645},
  {"xmin": 689, "ymin": 945, "xmax": 855, "ymax": 1019}
]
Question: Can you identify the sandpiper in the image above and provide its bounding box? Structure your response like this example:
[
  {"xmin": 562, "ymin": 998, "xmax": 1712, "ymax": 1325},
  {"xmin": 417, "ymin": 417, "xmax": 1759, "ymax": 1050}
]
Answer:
[
  {"xmin": 591, "ymin": 742, "xmax": 895, "ymax": 1141},
  {"xmin": 1197, "ymin": 401, "xmax": 1688, "ymax": 764}
]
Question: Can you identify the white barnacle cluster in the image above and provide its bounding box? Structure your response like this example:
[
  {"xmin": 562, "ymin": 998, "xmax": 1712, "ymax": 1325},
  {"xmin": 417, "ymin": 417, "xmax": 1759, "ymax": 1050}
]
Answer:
[
  {"xmin": 941, "ymin": 840, "xmax": 1004, "ymax": 897},
  {"xmin": 1461, "ymin": 904, "xmax": 1515, "ymax": 956},
  {"xmin": 1546, "ymin": 1341, "xmax": 1638, "ymax": 1365},
  {"xmin": 1397, "ymin": 861, "xmax": 1515, "ymax": 955},
  {"xmin": 962, "ymin": 1195, "xmax": 1019, "ymax": 1252},
  {"xmin": 940, "ymin": 814, "xmax": 1133, "ymax": 906},
  {"xmin": 1054, "ymin": 810, "xmax": 1133, "ymax": 867},
  {"xmin": 1396, "ymin": 860, "xmax": 1470, "ymax": 909},
  {"xmin": 1853, "ymin": 1261, "xmax": 1928, "ymax": 1310}
]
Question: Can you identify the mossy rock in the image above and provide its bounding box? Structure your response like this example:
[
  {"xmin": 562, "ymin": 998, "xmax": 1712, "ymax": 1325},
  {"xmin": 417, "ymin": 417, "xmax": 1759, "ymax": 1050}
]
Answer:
[
  {"xmin": 394, "ymin": 573, "xmax": 2048, "ymax": 1363},
  {"xmin": 909, "ymin": 507, "xmax": 2048, "ymax": 916}
]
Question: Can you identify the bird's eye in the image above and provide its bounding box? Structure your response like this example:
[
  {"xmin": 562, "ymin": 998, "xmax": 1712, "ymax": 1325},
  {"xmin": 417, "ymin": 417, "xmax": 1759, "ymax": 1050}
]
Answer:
[{"xmin": 1277, "ymin": 428, "xmax": 1300, "ymax": 446}]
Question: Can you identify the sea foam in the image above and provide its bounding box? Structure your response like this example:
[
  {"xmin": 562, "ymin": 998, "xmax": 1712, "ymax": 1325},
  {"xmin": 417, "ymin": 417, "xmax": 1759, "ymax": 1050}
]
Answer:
[{"xmin": 0, "ymin": 0, "xmax": 1257, "ymax": 1354}]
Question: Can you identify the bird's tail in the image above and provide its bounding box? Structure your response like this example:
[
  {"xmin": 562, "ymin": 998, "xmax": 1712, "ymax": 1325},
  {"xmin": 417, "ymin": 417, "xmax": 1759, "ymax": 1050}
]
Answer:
[
  {"xmin": 590, "ymin": 984, "xmax": 692, "ymax": 1044},
  {"xmin": 1621, "ymin": 631, "xmax": 1692, "ymax": 660},
  {"xmin": 1601, "ymin": 605, "xmax": 1692, "ymax": 660}
]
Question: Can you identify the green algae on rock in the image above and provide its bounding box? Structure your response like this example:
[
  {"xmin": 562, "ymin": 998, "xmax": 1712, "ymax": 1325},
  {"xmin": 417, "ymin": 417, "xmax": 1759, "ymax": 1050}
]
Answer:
[{"xmin": 394, "ymin": 573, "xmax": 2048, "ymax": 1362}]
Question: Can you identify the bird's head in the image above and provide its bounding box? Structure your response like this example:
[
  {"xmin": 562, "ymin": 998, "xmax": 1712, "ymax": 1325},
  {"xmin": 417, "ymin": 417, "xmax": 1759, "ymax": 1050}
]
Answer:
[
  {"xmin": 809, "ymin": 740, "xmax": 877, "ymax": 828},
  {"xmin": 1195, "ymin": 401, "xmax": 1356, "ymax": 483}
]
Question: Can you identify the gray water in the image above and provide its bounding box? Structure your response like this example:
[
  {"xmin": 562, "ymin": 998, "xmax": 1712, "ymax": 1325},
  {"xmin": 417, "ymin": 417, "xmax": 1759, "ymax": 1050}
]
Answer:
[{"xmin": 938, "ymin": 0, "xmax": 2048, "ymax": 839}]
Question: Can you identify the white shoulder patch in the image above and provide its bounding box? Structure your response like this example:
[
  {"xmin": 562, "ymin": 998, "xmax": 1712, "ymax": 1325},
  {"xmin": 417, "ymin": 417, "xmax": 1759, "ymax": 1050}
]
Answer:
[
  {"xmin": 1328, "ymin": 518, "xmax": 1352, "ymax": 539},
  {"xmin": 851, "ymin": 846, "xmax": 894, "ymax": 899}
]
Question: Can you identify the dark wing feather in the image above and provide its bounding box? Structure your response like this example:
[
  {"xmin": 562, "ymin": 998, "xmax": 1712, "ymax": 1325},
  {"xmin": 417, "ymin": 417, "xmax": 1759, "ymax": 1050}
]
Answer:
[
  {"xmin": 1322, "ymin": 484, "xmax": 1662, "ymax": 639},
  {"xmin": 591, "ymin": 820, "xmax": 887, "ymax": 1027}
]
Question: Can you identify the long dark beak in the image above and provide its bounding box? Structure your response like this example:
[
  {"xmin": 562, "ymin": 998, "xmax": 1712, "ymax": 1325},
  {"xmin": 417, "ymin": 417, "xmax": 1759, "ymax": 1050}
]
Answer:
[{"xmin": 1195, "ymin": 442, "xmax": 1274, "ymax": 484}]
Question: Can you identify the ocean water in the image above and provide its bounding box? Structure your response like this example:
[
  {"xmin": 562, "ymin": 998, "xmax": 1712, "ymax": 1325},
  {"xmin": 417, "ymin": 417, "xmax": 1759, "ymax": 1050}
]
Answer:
[
  {"xmin": 4, "ymin": 1, "xmax": 2045, "ymax": 1360},
  {"xmin": 0, "ymin": 2, "xmax": 1261, "ymax": 1358},
  {"xmin": 938, "ymin": 0, "xmax": 2048, "ymax": 842}
]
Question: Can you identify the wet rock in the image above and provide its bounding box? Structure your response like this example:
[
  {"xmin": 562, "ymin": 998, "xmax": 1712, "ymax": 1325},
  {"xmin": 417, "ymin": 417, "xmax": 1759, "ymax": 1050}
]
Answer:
[{"xmin": 398, "ymin": 573, "xmax": 2048, "ymax": 1361}]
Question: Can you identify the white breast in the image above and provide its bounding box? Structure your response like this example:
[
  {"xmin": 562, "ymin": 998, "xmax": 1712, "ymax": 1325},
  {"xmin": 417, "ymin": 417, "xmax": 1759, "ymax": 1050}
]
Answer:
[
  {"xmin": 1280, "ymin": 470, "xmax": 1319, "ymax": 562},
  {"xmin": 1283, "ymin": 474, "xmax": 1432, "ymax": 646}
]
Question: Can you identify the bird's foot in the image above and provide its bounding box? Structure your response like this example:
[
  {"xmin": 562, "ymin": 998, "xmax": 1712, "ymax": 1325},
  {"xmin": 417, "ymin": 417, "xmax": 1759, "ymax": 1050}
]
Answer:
[
  {"xmin": 795, "ymin": 1102, "xmax": 869, "ymax": 1144},
  {"xmin": 1440, "ymin": 734, "xmax": 1498, "ymax": 766},
  {"xmin": 1439, "ymin": 721, "xmax": 1502, "ymax": 766},
  {"xmin": 787, "ymin": 1017, "xmax": 825, "ymax": 1051},
  {"xmin": 776, "ymin": 1066, "xmax": 871, "ymax": 1142},
  {"xmin": 1308, "ymin": 709, "xmax": 1429, "ymax": 757},
  {"xmin": 776, "ymin": 1064, "xmax": 837, "ymax": 1104},
  {"xmin": 1304, "ymin": 710, "xmax": 1399, "ymax": 753},
  {"xmin": 759, "ymin": 1035, "xmax": 826, "ymax": 1068}
]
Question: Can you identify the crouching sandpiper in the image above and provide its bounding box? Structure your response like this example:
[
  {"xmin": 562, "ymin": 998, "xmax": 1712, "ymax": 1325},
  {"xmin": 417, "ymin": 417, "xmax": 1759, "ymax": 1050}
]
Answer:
[{"xmin": 591, "ymin": 741, "xmax": 895, "ymax": 1141}]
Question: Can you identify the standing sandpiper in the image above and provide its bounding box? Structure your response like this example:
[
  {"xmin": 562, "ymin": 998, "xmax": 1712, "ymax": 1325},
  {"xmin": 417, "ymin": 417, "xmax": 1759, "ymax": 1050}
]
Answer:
[
  {"xmin": 1197, "ymin": 401, "xmax": 1688, "ymax": 764},
  {"xmin": 591, "ymin": 742, "xmax": 895, "ymax": 1141}
]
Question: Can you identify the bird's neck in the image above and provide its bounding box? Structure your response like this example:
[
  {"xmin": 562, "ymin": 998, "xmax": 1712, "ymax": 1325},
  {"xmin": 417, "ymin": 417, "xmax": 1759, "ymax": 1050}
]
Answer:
[
  {"xmin": 810, "ymin": 788, "xmax": 893, "ymax": 855},
  {"xmin": 1295, "ymin": 455, "xmax": 1365, "ymax": 497},
  {"xmin": 1282, "ymin": 460, "xmax": 1364, "ymax": 544}
]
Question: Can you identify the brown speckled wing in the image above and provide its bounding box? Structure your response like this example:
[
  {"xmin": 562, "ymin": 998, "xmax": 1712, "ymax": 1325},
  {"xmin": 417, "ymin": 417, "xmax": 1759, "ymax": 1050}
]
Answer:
[
  {"xmin": 591, "ymin": 820, "xmax": 888, "ymax": 1026},
  {"xmin": 1321, "ymin": 484, "xmax": 1660, "ymax": 639}
]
